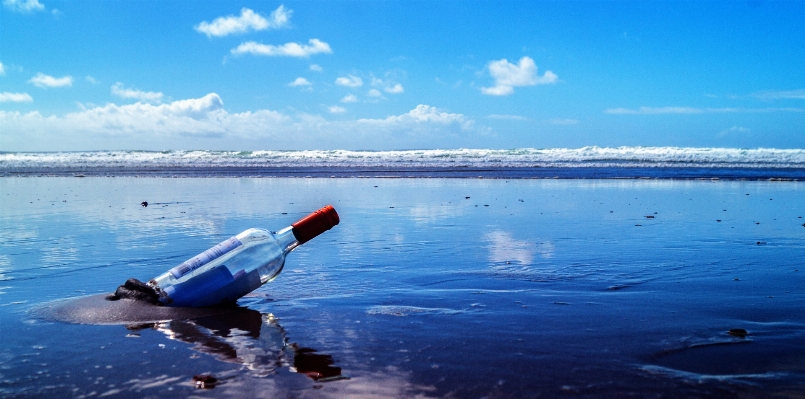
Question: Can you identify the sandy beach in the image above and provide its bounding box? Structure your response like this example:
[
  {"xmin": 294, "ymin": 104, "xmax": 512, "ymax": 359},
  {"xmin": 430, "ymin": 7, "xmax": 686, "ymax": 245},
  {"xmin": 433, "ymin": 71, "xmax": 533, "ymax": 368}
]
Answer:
[{"xmin": 1, "ymin": 177, "xmax": 804, "ymax": 398}]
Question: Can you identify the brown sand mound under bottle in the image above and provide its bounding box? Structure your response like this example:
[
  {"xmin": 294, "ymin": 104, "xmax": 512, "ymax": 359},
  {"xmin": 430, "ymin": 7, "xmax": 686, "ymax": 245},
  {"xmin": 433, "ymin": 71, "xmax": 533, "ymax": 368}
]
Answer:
[{"xmin": 33, "ymin": 293, "xmax": 247, "ymax": 324}]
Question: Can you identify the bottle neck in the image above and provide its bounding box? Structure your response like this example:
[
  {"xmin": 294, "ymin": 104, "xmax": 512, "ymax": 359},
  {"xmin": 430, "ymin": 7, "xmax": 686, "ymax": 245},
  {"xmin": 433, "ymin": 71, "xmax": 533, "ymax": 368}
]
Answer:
[{"xmin": 275, "ymin": 226, "xmax": 300, "ymax": 254}]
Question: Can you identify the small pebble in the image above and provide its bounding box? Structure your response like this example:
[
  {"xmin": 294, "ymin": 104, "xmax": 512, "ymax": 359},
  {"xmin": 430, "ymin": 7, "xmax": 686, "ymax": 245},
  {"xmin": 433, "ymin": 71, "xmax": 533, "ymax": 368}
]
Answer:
[
  {"xmin": 193, "ymin": 374, "xmax": 218, "ymax": 389},
  {"xmin": 728, "ymin": 328, "xmax": 748, "ymax": 338}
]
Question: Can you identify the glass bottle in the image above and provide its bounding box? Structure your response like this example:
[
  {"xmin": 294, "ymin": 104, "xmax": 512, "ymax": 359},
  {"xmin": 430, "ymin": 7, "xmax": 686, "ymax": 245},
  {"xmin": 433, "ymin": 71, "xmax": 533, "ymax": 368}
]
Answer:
[{"xmin": 148, "ymin": 205, "xmax": 339, "ymax": 307}]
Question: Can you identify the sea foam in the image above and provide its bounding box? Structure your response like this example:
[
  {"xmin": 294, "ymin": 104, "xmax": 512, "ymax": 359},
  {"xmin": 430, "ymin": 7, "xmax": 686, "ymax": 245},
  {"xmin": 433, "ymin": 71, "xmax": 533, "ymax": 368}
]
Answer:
[{"xmin": 2, "ymin": 147, "xmax": 804, "ymax": 169}]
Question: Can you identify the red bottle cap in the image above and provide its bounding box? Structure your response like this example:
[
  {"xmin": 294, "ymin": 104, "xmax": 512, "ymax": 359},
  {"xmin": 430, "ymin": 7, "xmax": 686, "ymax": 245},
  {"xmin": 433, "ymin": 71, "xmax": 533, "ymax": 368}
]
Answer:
[{"xmin": 291, "ymin": 205, "xmax": 340, "ymax": 244}]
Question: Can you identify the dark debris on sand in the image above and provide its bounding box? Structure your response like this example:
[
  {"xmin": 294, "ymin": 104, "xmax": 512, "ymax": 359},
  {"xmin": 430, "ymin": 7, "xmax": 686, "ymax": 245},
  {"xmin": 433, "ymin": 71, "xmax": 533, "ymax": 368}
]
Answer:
[
  {"xmin": 106, "ymin": 278, "xmax": 161, "ymax": 305},
  {"xmin": 728, "ymin": 328, "xmax": 748, "ymax": 338},
  {"xmin": 193, "ymin": 374, "xmax": 218, "ymax": 389}
]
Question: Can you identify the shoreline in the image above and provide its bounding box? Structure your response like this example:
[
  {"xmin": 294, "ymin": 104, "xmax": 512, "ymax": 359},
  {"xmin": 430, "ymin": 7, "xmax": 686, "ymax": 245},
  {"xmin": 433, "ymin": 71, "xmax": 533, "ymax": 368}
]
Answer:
[{"xmin": 2, "ymin": 166, "xmax": 804, "ymax": 180}]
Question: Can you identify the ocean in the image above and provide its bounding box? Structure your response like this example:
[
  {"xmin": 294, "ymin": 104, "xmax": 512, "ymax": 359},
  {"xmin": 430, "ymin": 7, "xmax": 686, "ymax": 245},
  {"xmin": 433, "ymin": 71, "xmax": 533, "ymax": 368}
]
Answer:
[
  {"xmin": 2, "ymin": 147, "xmax": 805, "ymax": 179},
  {"xmin": 1, "ymin": 148, "xmax": 804, "ymax": 398}
]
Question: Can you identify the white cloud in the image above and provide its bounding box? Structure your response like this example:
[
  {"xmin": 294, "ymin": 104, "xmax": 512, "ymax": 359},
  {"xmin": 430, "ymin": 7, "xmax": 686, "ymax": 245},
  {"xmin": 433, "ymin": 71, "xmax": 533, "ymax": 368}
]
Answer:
[
  {"xmin": 606, "ymin": 106, "xmax": 703, "ymax": 115},
  {"xmin": 0, "ymin": 97, "xmax": 486, "ymax": 150},
  {"xmin": 605, "ymin": 106, "xmax": 805, "ymax": 115},
  {"xmin": 0, "ymin": 62, "xmax": 5, "ymax": 76},
  {"xmin": 335, "ymin": 75, "xmax": 363, "ymax": 88},
  {"xmin": 487, "ymin": 114, "xmax": 528, "ymax": 121},
  {"xmin": 752, "ymin": 89, "xmax": 805, "ymax": 100},
  {"xmin": 309, "ymin": 64, "xmax": 323, "ymax": 72},
  {"xmin": 231, "ymin": 39, "xmax": 332, "ymax": 58},
  {"xmin": 0, "ymin": 92, "xmax": 33, "ymax": 102},
  {"xmin": 265, "ymin": 5, "xmax": 292, "ymax": 28},
  {"xmin": 361, "ymin": 104, "xmax": 469, "ymax": 125},
  {"xmin": 2, "ymin": 93, "xmax": 228, "ymax": 139},
  {"xmin": 718, "ymin": 126, "xmax": 751, "ymax": 138},
  {"xmin": 481, "ymin": 85, "xmax": 514, "ymax": 96},
  {"xmin": 384, "ymin": 83, "xmax": 404, "ymax": 94},
  {"xmin": 85, "ymin": 76, "xmax": 98, "ymax": 84},
  {"xmin": 195, "ymin": 6, "xmax": 290, "ymax": 38},
  {"xmin": 340, "ymin": 94, "xmax": 358, "ymax": 103},
  {"xmin": 328, "ymin": 105, "xmax": 346, "ymax": 114},
  {"xmin": 367, "ymin": 89, "xmax": 382, "ymax": 97},
  {"xmin": 371, "ymin": 77, "xmax": 405, "ymax": 94},
  {"xmin": 3, "ymin": 0, "xmax": 45, "ymax": 13},
  {"xmin": 111, "ymin": 82, "xmax": 164, "ymax": 103},
  {"xmin": 481, "ymin": 56, "xmax": 557, "ymax": 96},
  {"xmin": 289, "ymin": 77, "xmax": 312, "ymax": 87},
  {"xmin": 28, "ymin": 73, "xmax": 72, "ymax": 88}
]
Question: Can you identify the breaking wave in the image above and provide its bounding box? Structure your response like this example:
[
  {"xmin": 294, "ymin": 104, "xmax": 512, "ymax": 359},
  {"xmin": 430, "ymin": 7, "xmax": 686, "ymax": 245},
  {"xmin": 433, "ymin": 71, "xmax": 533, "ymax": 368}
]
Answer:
[{"xmin": 2, "ymin": 147, "xmax": 805, "ymax": 169}]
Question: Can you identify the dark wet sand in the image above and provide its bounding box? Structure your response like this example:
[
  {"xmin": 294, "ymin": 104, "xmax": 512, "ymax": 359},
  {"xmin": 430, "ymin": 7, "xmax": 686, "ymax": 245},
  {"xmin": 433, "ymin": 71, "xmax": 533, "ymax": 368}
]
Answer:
[{"xmin": 1, "ymin": 177, "xmax": 804, "ymax": 398}]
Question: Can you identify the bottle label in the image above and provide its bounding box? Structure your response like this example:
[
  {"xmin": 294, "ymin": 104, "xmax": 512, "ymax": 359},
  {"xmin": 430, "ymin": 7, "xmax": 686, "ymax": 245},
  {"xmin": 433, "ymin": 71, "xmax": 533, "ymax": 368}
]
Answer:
[{"xmin": 169, "ymin": 236, "xmax": 243, "ymax": 279}]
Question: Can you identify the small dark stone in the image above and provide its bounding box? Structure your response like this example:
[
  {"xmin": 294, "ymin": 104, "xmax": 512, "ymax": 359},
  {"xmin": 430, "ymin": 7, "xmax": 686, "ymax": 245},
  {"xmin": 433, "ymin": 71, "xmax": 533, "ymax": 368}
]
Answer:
[
  {"xmin": 125, "ymin": 323, "xmax": 157, "ymax": 331},
  {"xmin": 728, "ymin": 328, "xmax": 748, "ymax": 338},
  {"xmin": 193, "ymin": 374, "xmax": 218, "ymax": 389},
  {"xmin": 465, "ymin": 196, "xmax": 470, "ymax": 199},
  {"xmin": 106, "ymin": 278, "xmax": 161, "ymax": 305},
  {"xmin": 645, "ymin": 215, "xmax": 654, "ymax": 219},
  {"xmin": 140, "ymin": 201, "xmax": 148, "ymax": 207},
  {"xmin": 716, "ymin": 220, "xmax": 721, "ymax": 222}
]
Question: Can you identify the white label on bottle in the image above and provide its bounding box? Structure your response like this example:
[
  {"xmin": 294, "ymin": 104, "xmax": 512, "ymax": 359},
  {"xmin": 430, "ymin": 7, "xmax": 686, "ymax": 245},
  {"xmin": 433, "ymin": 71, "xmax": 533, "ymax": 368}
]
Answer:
[{"xmin": 169, "ymin": 236, "xmax": 242, "ymax": 279}]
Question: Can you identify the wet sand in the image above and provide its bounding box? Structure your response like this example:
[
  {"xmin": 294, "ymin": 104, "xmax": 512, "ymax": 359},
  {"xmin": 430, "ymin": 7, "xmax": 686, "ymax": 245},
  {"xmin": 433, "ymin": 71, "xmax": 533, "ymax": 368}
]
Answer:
[{"xmin": 1, "ymin": 177, "xmax": 804, "ymax": 398}]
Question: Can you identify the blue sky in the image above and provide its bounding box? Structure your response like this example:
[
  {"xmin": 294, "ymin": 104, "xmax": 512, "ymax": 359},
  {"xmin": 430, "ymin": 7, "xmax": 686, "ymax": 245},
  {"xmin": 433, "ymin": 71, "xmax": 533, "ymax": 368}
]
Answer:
[{"xmin": 1, "ymin": 0, "xmax": 804, "ymax": 151}]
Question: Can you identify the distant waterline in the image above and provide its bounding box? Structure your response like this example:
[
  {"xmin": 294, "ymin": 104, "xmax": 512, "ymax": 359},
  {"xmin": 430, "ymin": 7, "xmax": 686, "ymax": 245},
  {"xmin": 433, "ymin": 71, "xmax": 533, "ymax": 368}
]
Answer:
[{"xmin": 2, "ymin": 147, "xmax": 804, "ymax": 179}]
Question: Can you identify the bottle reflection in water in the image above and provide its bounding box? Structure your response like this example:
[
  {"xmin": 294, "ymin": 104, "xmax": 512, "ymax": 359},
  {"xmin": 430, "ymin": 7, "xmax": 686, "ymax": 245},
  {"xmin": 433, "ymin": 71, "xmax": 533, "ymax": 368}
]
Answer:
[
  {"xmin": 148, "ymin": 205, "xmax": 339, "ymax": 308},
  {"xmin": 138, "ymin": 308, "xmax": 343, "ymax": 380}
]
